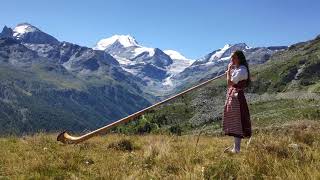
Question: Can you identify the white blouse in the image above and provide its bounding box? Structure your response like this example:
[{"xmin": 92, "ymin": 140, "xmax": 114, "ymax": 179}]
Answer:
[{"xmin": 231, "ymin": 65, "xmax": 248, "ymax": 84}]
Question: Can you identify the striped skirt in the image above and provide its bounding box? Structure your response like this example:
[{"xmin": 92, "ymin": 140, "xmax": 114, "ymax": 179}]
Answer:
[{"xmin": 223, "ymin": 87, "xmax": 252, "ymax": 138}]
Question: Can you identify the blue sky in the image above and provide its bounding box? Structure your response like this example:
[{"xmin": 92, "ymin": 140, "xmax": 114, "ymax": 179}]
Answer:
[{"xmin": 1, "ymin": 0, "xmax": 320, "ymax": 59}]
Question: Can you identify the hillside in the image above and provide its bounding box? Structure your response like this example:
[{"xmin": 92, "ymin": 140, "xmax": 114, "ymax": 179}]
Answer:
[{"xmin": 114, "ymin": 35, "xmax": 320, "ymax": 135}]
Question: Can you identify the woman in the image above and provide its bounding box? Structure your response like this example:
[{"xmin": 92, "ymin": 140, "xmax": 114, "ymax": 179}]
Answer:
[{"xmin": 223, "ymin": 50, "xmax": 252, "ymax": 153}]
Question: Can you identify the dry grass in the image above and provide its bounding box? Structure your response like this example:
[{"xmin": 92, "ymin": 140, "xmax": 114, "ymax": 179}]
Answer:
[{"xmin": 0, "ymin": 120, "xmax": 320, "ymax": 179}]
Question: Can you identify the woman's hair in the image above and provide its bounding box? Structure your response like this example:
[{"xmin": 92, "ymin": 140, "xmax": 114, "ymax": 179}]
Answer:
[{"xmin": 232, "ymin": 50, "xmax": 251, "ymax": 86}]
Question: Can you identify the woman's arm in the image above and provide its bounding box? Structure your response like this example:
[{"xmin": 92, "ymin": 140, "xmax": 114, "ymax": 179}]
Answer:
[{"xmin": 226, "ymin": 63, "xmax": 234, "ymax": 88}]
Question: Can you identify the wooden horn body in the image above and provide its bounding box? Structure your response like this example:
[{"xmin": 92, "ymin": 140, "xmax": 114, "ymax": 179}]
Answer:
[{"xmin": 57, "ymin": 73, "xmax": 225, "ymax": 144}]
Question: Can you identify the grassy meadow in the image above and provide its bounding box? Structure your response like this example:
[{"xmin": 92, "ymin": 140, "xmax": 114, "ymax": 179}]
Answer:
[{"xmin": 0, "ymin": 119, "xmax": 319, "ymax": 179}]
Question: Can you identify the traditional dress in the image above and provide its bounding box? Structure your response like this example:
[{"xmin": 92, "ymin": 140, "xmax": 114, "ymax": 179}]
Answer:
[{"xmin": 223, "ymin": 65, "xmax": 252, "ymax": 138}]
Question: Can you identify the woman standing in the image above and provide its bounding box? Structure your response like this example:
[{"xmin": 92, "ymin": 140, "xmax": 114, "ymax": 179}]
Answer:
[{"xmin": 223, "ymin": 50, "xmax": 252, "ymax": 153}]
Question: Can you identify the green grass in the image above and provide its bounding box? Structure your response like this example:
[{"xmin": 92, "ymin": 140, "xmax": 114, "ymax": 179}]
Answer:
[
  {"xmin": 116, "ymin": 90, "xmax": 320, "ymax": 136},
  {"xmin": 250, "ymin": 99, "xmax": 320, "ymax": 127},
  {"xmin": 0, "ymin": 120, "xmax": 319, "ymax": 179},
  {"xmin": 114, "ymin": 93, "xmax": 196, "ymax": 135}
]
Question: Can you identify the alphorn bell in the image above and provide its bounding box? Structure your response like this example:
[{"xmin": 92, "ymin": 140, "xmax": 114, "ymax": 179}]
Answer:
[{"xmin": 57, "ymin": 73, "xmax": 226, "ymax": 144}]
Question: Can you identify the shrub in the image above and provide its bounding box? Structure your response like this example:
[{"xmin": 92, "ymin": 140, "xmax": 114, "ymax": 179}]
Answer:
[
  {"xmin": 169, "ymin": 125, "xmax": 182, "ymax": 136},
  {"xmin": 107, "ymin": 139, "xmax": 138, "ymax": 152}
]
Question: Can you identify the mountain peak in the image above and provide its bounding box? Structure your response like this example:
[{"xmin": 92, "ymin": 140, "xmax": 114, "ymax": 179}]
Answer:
[
  {"xmin": 231, "ymin": 43, "xmax": 250, "ymax": 49},
  {"xmin": 163, "ymin": 50, "xmax": 189, "ymax": 60},
  {"xmin": 94, "ymin": 34, "xmax": 139, "ymax": 50},
  {"xmin": 222, "ymin": 44, "xmax": 232, "ymax": 49},
  {"xmin": 13, "ymin": 23, "xmax": 39, "ymax": 39},
  {"xmin": 0, "ymin": 26, "xmax": 13, "ymax": 38},
  {"xmin": 15, "ymin": 22, "xmax": 36, "ymax": 27},
  {"xmin": 206, "ymin": 42, "xmax": 250, "ymax": 62},
  {"xmin": 9, "ymin": 23, "xmax": 59, "ymax": 45}
]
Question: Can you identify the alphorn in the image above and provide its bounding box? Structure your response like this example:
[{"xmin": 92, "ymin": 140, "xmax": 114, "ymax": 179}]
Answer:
[{"xmin": 57, "ymin": 73, "xmax": 226, "ymax": 144}]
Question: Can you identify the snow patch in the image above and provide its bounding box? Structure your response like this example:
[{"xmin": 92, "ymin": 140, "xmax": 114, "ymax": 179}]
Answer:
[
  {"xmin": 163, "ymin": 50, "xmax": 189, "ymax": 60},
  {"xmin": 94, "ymin": 35, "xmax": 139, "ymax": 50},
  {"xmin": 162, "ymin": 76, "xmax": 174, "ymax": 86},
  {"xmin": 219, "ymin": 55, "xmax": 232, "ymax": 61},
  {"xmin": 209, "ymin": 44, "xmax": 231, "ymax": 61},
  {"xmin": 13, "ymin": 23, "xmax": 38, "ymax": 39},
  {"xmin": 133, "ymin": 47, "xmax": 155, "ymax": 57},
  {"xmin": 112, "ymin": 55, "xmax": 133, "ymax": 65},
  {"xmin": 166, "ymin": 58, "xmax": 194, "ymax": 74}
]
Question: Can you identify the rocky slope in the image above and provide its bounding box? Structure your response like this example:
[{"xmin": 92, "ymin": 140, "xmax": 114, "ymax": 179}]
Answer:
[{"xmin": 0, "ymin": 24, "xmax": 154, "ymax": 135}]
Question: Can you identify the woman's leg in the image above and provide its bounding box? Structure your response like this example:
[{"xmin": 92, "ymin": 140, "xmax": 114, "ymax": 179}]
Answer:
[{"xmin": 232, "ymin": 136, "xmax": 241, "ymax": 153}]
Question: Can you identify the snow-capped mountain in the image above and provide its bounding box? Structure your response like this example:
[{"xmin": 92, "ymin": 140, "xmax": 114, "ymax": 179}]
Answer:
[
  {"xmin": 168, "ymin": 43, "xmax": 287, "ymax": 93},
  {"xmin": 93, "ymin": 35, "xmax": 175, "ymax": 94},
  {"xmin": 10, "ymin": 23, "xmax": 59, "ymax": 45},
  {"xmin": 93, "ymin": 35, "xmax": 287, "ymax": 95},
  {"xmin": 193, "ymin": 43, "xmax": 250, "ymax": 66},
  {"xmin": 1, "ymin": 23, "xmax": 288, "ymax": 98},
  {"xmin": 94, "ymin": 35, "xmax": 172, "ymax": 68},
  {"xmin": 93, "ymin": 35, "xmax": 199, "ymax": 94},
  {"xmin": 0, "ymin": 24, "xmax": 149, "ymax": 96},
  {"xmin": 160, "ymin": 43, "xmax": 251, "ymax": 90},
  {"xmin": 93, "ymin": 35, "xmax": 195, "ymax": 75},
  {"xmin": 163, "ymin": 50, "xmax": 194, "ymax": 74}
]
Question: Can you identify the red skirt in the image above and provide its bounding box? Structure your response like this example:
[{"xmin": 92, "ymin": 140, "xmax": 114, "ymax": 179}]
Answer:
[{"xmin": 223, "ymin": 86, "xmax": 252, "ymax": 138}]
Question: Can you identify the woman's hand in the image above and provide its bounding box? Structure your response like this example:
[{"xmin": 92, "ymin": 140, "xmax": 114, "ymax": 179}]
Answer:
[
  {"xmin": 226, "ymin": 63, "xmax": 234, "ymax": 87},
  {"xmin": 226, "ymin": 63, "xmax": 233, "ymax": 74}
]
